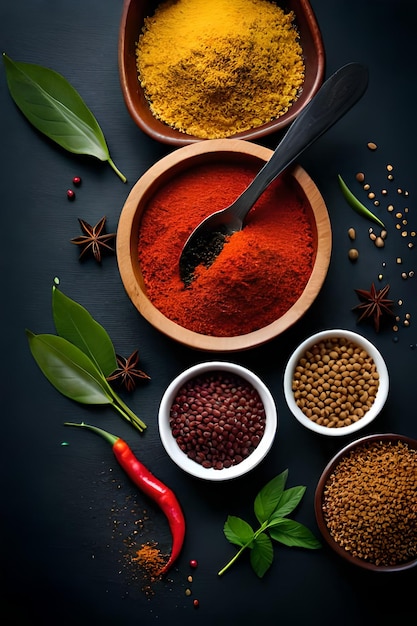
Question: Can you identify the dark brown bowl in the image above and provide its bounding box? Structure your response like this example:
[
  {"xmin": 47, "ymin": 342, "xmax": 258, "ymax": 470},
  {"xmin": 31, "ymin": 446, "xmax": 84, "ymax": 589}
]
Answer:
[
  {"xmin": 118, "ymin": 0, "xmax": 326, "ymax": 146},
  {"xmin": 315, "ymin": 433, "xmax": 417, "ymax": 572}
]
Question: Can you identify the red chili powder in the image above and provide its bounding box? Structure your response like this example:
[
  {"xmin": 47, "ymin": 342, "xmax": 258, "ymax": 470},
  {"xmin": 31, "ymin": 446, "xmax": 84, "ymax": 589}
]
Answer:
[{"xmin": 138, "ymin": 161, "xmax": 315, "ymax": 336}]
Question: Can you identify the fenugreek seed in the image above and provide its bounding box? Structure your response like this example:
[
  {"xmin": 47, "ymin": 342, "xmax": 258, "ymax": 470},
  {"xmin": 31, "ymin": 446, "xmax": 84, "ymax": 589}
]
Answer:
[
  {"xmin": 363, "ymin": 183, "xmax": 371, "ymax": 191},
  {"xmin": 369, "ymin": 232, "xmax": 377, "ymax": 241},
  {"xmin": 348, "ymin": 227, "xmax": 356, "ymax": 240},
  {"xmin": 367, "ymin": 142, "xmax": 377, "ymax": 150},
  {"xmin": 185, "ymin": 588, "xmax": 192, "ymax": 596}
]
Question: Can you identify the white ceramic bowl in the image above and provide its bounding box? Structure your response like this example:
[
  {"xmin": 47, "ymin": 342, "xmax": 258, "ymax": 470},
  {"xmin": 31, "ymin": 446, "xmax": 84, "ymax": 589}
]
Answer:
[
  {"xmin": 283, "ymin": 329, "xmax": 389, "ymax": 436},
  {"xmin": 158, "ymin": 361, "xmax": 278, "ymax": 480}
]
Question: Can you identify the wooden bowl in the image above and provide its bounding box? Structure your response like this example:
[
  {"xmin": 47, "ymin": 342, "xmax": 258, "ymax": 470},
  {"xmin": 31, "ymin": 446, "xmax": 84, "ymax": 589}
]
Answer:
[
  {"xmin": 118, "ymin": 0, "xmax": 325, "ymax": 146},
  {"xmin": 315, "ymin": 434, "xmax": 417, "ymax": 572},
  {"xmin": 116, "ymin": 139, "xmax": 332, "ymax": 352}
]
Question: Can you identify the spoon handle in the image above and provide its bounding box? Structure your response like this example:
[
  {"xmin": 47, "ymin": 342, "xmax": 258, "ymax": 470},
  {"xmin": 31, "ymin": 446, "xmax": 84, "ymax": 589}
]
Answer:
[{"xmin": 231, "ymin": 62, "xmax": 369, "ymax": 221}]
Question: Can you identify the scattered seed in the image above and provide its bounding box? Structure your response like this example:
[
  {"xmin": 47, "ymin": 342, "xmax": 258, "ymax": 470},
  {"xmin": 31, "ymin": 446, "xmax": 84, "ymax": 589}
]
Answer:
[
  {"xmin": 380, "ymin": 229, "xmax": 387, "ymax": 240},
  {"xmin": 375, "ymin": 236, "xmax": 385, "ymax": 248},
  {"xmin": 386, "ymin": 164, "xmax": 394, "ymax": 171},
  {"xmin": 193, "ymin": 599, "xmax": 200, "ymax": 608},
  {"xmin": 387, "ymin": 204, "xmax": 394, "ymax": 212},
  {"xmin": 367, "ymin": 142, "xmax": 377, "ymax": 150},
  {"xmin": 72, "ymin": 176, "xmax": 82, "ymax": 186},
  {"xmin": 409, "ymin": 271, "xmax": 414, "ymax": 278},
  {"xmin": 348, "ymin": 248, "xmax": 359, "ymax": 262},
  {"xmin": 368, "ymin": 192, "xmax": 375, "ymax": 199},
  {"xmin": 187, "ymin": 575, "xmax": 193, "ymax": 583},
  {"xmin": 401, "ymin": 272, "xmax": 407, "ymax": 279},
  {"xmin": 397, "ymin": 188, "xmax": 403, "ymax": 194},
  {"xmin": 381, "ymin": 189, "xmax": 387, "ymax": 195},
  {"xmin": 373, "ymin": 200, "xmax": 380, "ymax": 206},
  {"xmin": 378, "ymin": 274, "xmax": 383, "ymax": 281},
  {"xmin": 189, "ymin": 559, "xmax": 198, "ymax": 568},
  {"xmin": 348, "ymin": 227, "xmax": 356, "ymax": 240},
  {"xmin": 387, "ymin": 174, "xmax": 394, "ymax": 180},
  {"xmin": 356, "ymin": 172, "xmax": 365, "ymax": 183},
  {"xmin": 185, "ymin": 588, "xmax": 192, "ymax": 596},
  {"xmin": 396, "ymin": 257, "xmax": 402, "ymax": 264},
  {"xmin": 364, "ymin": 183, "xmax": 371, "ymax": 191},
  {"xmin": 67, "ymin": 189, "xmax": 75, "ymax": 200}
]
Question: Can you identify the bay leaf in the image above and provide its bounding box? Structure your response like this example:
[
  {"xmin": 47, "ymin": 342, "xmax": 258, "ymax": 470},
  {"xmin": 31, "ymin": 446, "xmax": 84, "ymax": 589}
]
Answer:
[
  {"xmin": 3, "ymin": 53, "xmax": 126, "ymax": 182},
  {"xmin": 52, "ymin": 284, "xmax": 117, "ymax": 377},
  {"xmin": 26, "ymin": 330, "xmax": 113, "ymax": 405}
]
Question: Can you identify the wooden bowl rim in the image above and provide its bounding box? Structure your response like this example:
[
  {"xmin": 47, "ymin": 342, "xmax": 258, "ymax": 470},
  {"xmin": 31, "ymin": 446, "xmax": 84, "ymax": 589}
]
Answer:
[
  {"xmin": 116, "ymin": 138, "xmax": 332, "ymax": 351},
  {"xmin": 118, "ymin": 0, "xmax": 326, "ymax": 146}
]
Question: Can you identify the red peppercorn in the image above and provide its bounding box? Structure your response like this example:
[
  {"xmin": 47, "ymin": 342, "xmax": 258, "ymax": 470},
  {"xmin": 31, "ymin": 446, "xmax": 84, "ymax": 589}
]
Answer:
[
  {"xmin": 189, "ymin": 559, "xmax": 198, "ymax": 568},
  {"xmin": 72, "ymin": 176, "xmax": 82, "ymax": 186},
  {"xmin": 67, "ymin": 189, "xmax": 75, "ymax": 200},
  {"xmin": 193, "ymin": 599, "xmax": 199, "ymax": 608}
]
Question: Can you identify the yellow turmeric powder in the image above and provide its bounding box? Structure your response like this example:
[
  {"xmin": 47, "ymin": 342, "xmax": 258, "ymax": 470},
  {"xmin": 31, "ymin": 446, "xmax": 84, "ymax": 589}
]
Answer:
[{"xmin": 136, "ymin": 0, "xmax": 305, "ymax": 139}]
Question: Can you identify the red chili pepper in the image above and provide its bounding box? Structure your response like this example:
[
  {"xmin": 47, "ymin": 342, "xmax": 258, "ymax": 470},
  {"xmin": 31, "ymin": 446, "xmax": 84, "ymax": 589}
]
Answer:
[{"xmin": 65, "ymin": 422, "xmax": 185, "ymax": 575}]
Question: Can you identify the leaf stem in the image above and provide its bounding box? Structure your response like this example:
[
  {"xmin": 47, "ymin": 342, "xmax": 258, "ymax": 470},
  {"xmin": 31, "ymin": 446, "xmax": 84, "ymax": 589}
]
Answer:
[
  {"xmin": 218, "ymin": 522, "xmax": 268, "ymax": 576},
  {"xmin": 108, "ymin": 157, "xmax": 127, "ymax": 183}
]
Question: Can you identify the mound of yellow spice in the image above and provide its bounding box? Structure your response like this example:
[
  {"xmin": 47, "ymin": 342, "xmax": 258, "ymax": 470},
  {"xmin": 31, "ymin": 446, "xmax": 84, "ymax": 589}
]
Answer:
[{"xmin": 136, "ymin": 0, "xmax": 305, "ymax": 139}]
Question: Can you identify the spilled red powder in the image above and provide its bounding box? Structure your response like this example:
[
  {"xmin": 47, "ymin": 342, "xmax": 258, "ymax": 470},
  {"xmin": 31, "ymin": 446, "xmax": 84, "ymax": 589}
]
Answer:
[{"xmin": 138, "ymin": 161, "xmax": 315, "ymax": 336}]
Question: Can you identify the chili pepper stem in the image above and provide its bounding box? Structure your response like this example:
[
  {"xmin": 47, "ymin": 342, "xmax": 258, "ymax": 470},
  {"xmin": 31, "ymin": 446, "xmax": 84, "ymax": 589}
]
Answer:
[{"xmin": 64, "ymin": 421, "xmax": 119, "ymax": 445}]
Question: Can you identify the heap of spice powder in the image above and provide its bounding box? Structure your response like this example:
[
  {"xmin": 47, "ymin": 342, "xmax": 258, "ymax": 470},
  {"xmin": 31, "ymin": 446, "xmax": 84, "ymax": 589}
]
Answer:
[
  {"xmin": 136, "ymin": 0, "xmax": 304, "ymax": 139},
  {"xmin": 138, "ymin": 162, "xmax": 315, "ymax": 337},
  {"xmin": 322, "ymin": 440, "xmax": 417, "ymax": 567}
]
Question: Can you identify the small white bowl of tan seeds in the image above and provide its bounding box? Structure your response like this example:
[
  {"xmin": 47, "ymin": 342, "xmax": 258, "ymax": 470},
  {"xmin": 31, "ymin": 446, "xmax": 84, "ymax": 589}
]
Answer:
[{"xmin": 283, "ymin": 329, "xmax": 389, "ymax": 436}]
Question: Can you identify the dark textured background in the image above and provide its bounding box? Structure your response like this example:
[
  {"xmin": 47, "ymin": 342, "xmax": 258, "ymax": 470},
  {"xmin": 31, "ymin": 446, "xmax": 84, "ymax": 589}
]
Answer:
[{"xmin": 1, "ymin": 1, "xmax": 416, "ymax": 624}]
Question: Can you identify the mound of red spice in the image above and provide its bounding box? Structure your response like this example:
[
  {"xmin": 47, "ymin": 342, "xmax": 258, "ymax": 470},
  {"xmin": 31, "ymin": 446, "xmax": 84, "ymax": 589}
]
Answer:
[{"xmin": 138, "ymin": 161, "xmax": 315, "ymax": 336}]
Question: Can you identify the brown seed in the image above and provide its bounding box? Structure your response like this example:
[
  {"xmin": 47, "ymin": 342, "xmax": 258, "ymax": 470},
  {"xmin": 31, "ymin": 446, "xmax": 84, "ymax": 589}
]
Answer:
[
  {"xmin": 348, "ymin": 227, "xmax": 356, "ymax": 240},
  {"xmin": 348, "ymin": 248, "xmax": 359, "ymax": 262},
  {"xmin": 367, "ymin": 142, "xmax": 377, "ymax": 150},
  {"xmin": 374, "ymin": 236, "xmax": 385, "ymax": 248},
  {"xmin": 355, "ymin": 172, "xmax": 365, "ymax": 183}
]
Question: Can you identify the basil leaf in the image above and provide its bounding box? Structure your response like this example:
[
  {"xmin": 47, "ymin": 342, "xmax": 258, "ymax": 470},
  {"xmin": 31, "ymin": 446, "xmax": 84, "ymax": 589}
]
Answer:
[
  {"xmin": 254, "ymin": 469, "xmax": 288, "ymax": 523},
  {"xmin": 3, "ymin": 53, "xmax": 126, "ymax": 182},
  {"xmin": 223, "ymin": 516, "xmax": 254, "ymax": 547},
  {"xmin": 250, "ymin": 533, "xmax": 273, "ymax": 578},
  {"xmin": 52, "ymin": 284, "xmax": 117, "ymax": 377},
  {"xmin": 268, "ymin": 519, "xmax": 322, "ymax": 549},
  {"xmin": 269, "ymin": 485, "xmax": 307, "ymax": 520},
  {"xmin": 26, "ymin": 330, "xmax": 113, "ymax": 405}
]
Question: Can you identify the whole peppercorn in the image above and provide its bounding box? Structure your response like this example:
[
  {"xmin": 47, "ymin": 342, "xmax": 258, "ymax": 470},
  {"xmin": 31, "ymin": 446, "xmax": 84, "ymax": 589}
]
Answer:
[
  {"xmin": 67, "ymin": 189, "xmax": 75, "ymax": 200},
  {"xmin": 72, "ymin": 176, "xmax": 82, "ymax": 186}
]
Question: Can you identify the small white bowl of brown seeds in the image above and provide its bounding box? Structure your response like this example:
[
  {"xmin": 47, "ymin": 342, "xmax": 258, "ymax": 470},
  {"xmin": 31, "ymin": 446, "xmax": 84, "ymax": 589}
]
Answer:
[
  {"xmin": 283, "ymin": 329, "xmax": 389, "ymax": 436},
  {"xmin": 158, "ymin": 361, "xmax": 278, "ymax": 480}
]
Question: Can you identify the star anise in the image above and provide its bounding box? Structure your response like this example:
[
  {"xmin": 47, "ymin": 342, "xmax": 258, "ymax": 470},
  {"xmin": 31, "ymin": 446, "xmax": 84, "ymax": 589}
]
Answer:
[
  {"xmin": 106, "ymin": 350, "xmax": 150, "ymax": 392},
  {"xmin": 71, "ymin": 216, "xmax": 116, "ymax": 263},
  {"xmin": 353, "ymin": 283, "xmax": 395, "ymax": 332}
]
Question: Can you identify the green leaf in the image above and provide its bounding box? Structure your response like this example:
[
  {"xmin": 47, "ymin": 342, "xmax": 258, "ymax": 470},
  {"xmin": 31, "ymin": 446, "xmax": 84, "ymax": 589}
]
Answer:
[
  {"xmin": 3, "ymin": 53, "xmax": 126, "ymax": 182},
  {"xmin": 26, "ymin": 330, "xmax": 113, "ymax": 405},
  {"xmin": 223, "ymin": 516, "xmax": 254, "ymax": 547},
  {"xmin": 338, "ymin": 174, "xmax": 384, "ymax": 227},
  {"xmin": 250, "ymin": 533, "xmax": 274, "ymax": 578},
  {"xmin": 268, "ymin": 519, "xmax": 322, "ymax": 549},
  {"xmin": 269, "ymin": 485, "xmax": 307, "ymax": 520},
  {"xmin": 52, "ymin": 284, "xmax": 117, "ymax": 377},
  {"xmin": 254, "ymin": 469, "xmax": 288, "ymax": 523}
]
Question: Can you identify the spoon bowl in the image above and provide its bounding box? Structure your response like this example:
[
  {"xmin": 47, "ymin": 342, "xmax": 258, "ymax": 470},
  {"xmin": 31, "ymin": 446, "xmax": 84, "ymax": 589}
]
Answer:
[{"xmin": 179, "ymin": 63, "xmax": 369, "ymax": 284}]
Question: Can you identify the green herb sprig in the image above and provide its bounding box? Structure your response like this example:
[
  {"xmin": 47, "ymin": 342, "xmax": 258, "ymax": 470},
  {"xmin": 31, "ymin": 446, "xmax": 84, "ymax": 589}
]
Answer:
[
  {"xmin": 218, "ymin": 470, "xmax": 321, "ymax": 578},
  {"xmin": 338, "ymin": 174, "xmax": 384, "ymax": 227},
  {"xmin": 3, "ymin": 53, "xmax": 126, "ymax": 182},
  {"xmin": 26, "ymin": 278, "xmax": 146, "ymax": 433}
]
